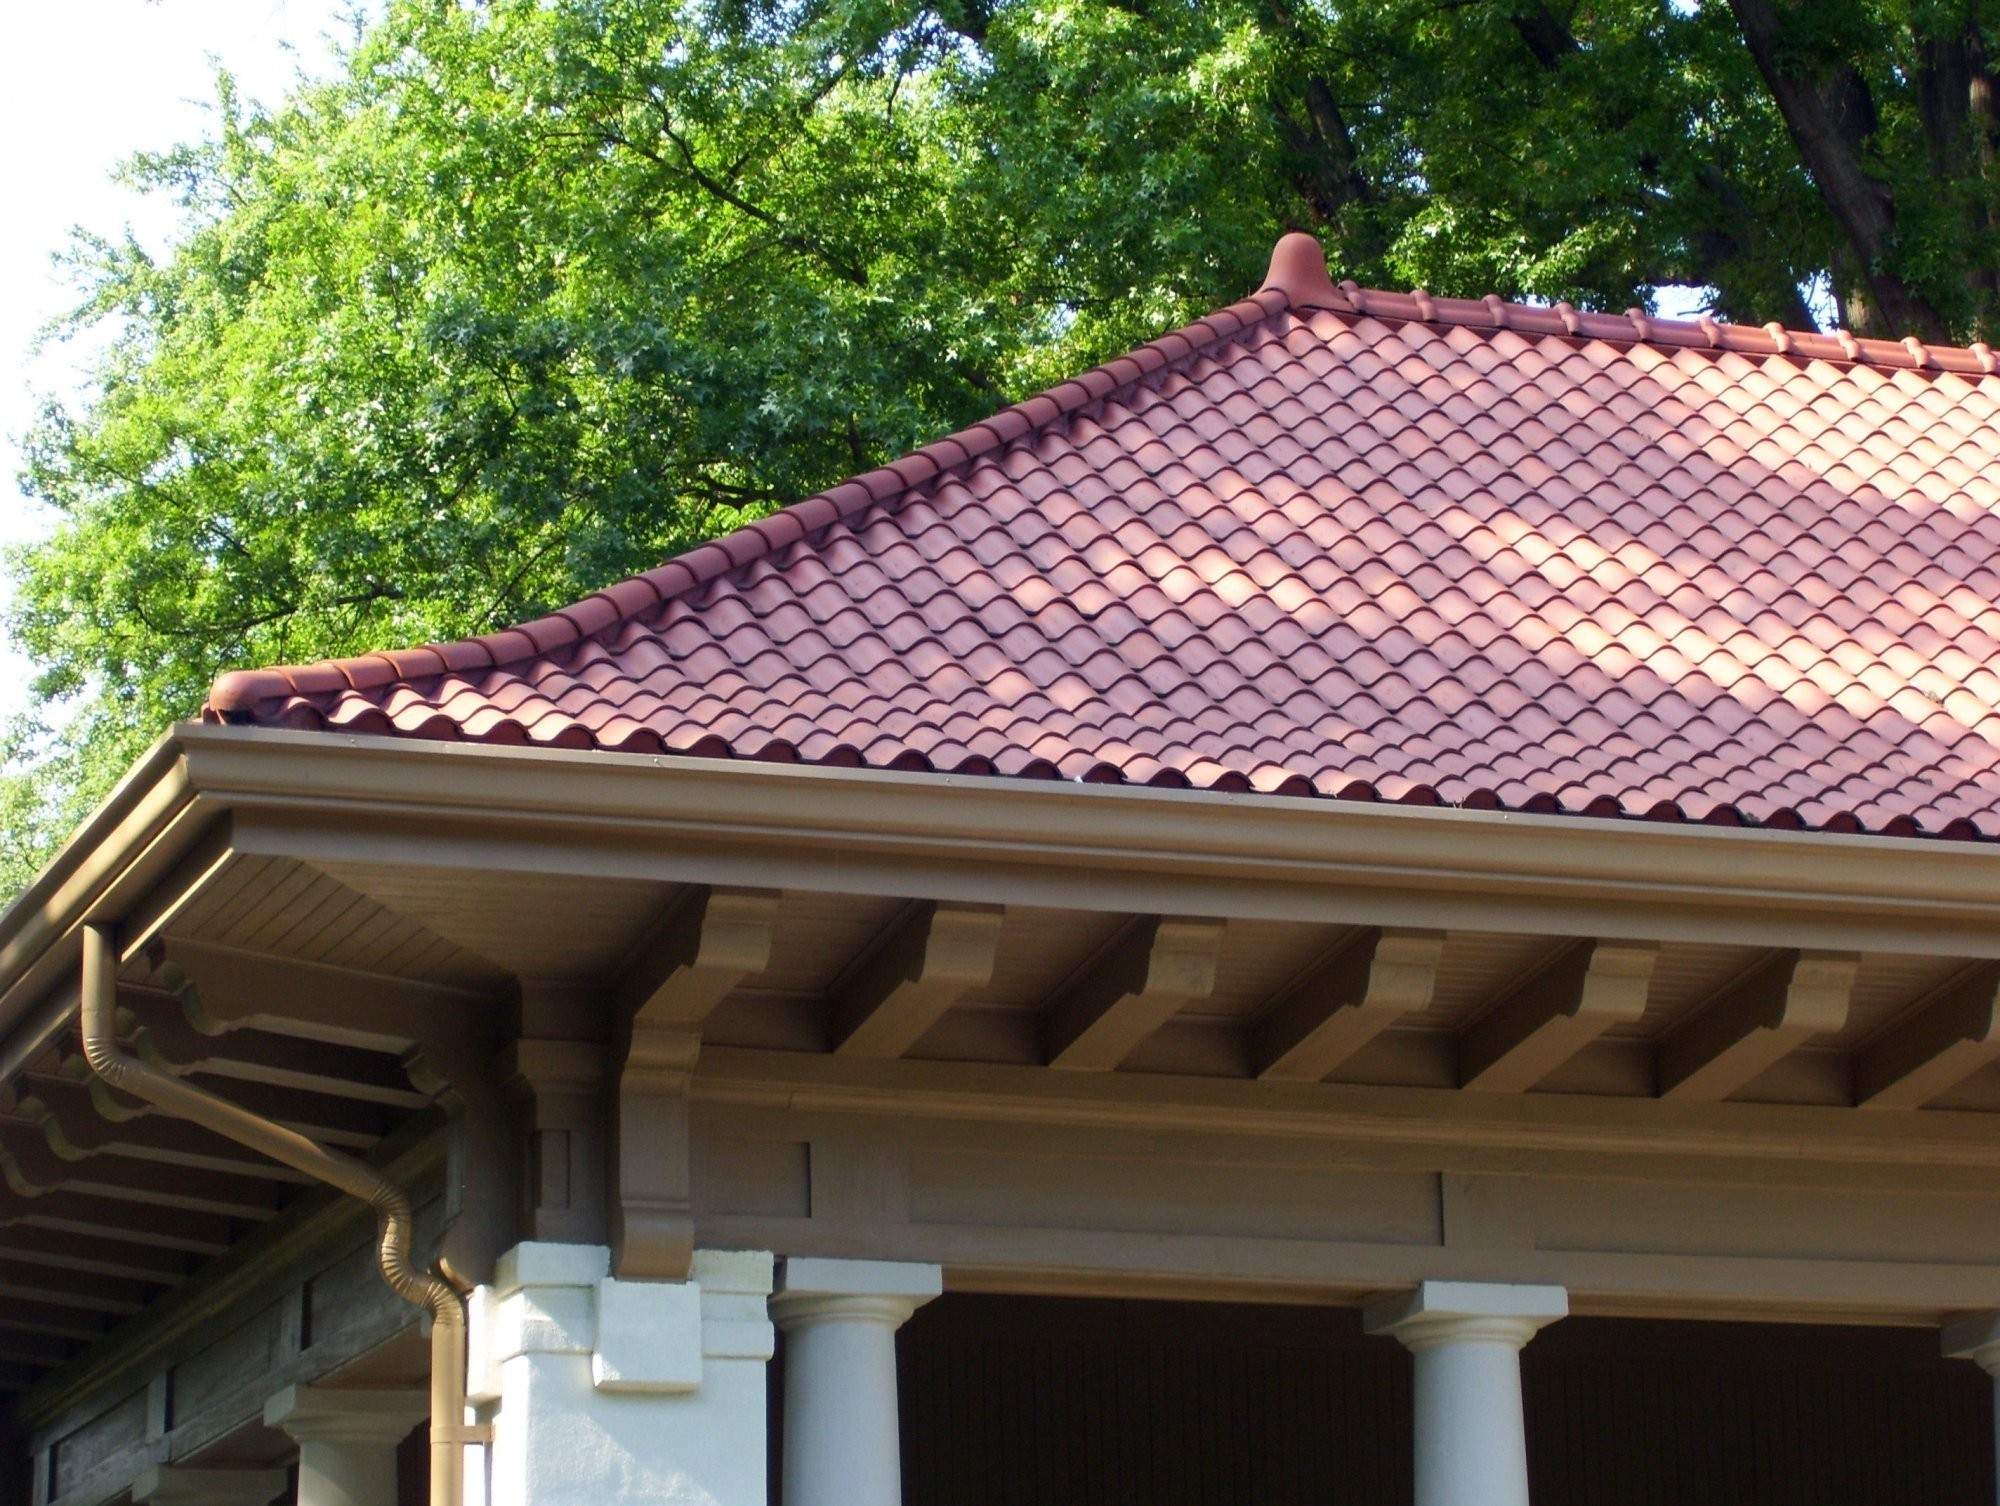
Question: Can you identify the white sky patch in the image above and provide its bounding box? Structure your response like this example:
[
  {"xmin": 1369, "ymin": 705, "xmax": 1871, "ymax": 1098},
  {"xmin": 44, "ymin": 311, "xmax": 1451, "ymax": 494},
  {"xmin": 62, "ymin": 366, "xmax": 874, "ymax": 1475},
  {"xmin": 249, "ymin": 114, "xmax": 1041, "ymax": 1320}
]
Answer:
[{"xmin": 0, "ymin": 0, "xmax": 374, "ymax": 722}]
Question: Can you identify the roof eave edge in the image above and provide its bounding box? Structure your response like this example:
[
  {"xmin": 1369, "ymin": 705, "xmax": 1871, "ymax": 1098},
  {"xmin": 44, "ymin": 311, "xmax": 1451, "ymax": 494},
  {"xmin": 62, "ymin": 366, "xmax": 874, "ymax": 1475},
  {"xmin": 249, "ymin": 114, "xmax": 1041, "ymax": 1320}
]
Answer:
[
  {"xmin": 0, "ymin": 729, "xmax": 204, "ymax": 1059},
  {"xmin": 170, "ymin": 723, "xmax": 2000, "ymax": 957}
]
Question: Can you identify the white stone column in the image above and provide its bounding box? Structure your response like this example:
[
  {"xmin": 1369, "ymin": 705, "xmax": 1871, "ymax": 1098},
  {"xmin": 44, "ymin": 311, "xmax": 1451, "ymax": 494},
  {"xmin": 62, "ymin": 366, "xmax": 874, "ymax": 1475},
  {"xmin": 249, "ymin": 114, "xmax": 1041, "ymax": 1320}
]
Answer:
[
  {"xmin": 466, "ymin": 1242, "xmax": 774, "ymax": 1506},
  {"xmin": 1942, "ymin": 1312, "xmax": 2000, "ymax": 1506},
  {"xmin": 264, "ymin": 1387, "xmax": 428, "ymax": 1506},
  {"xmin": 130, "ymin": 1464, "xmax": 292, "ymax": 1506},
  {"xmin": 1364, "ymin": 1281, "xmax": 1567, "ymax": 1506},
  {"xmin": 770, "ymin": 1257, "xmax": 942, "ymax": 1506}
]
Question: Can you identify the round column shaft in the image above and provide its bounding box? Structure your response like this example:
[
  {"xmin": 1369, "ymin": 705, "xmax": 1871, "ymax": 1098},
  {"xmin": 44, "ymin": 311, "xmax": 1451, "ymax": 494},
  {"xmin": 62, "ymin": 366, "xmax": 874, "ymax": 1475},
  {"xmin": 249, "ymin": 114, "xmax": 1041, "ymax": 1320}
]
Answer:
[
  {"xmin": 770, "ymin": 1257, "xmax": 941, "ymax": 1506},
  {"xmin": 1365, "ymin": 1281, "xmax": 1567, "ymax": 1506}
]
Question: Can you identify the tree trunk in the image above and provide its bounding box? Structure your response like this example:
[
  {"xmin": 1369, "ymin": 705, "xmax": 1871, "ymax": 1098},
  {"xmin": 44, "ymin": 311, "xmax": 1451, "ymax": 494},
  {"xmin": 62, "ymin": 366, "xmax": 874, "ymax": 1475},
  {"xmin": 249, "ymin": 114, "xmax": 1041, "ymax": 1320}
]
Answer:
[{"xmin": 1726, "ymin": 0, "xmax": 1950, "ymax": 341}]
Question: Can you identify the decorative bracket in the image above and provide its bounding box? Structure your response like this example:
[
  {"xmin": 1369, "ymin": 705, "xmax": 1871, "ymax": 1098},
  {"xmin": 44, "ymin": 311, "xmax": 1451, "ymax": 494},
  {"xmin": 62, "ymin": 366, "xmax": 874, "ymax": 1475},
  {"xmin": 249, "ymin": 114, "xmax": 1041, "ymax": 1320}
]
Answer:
[
  {"xmin": 1658, "ymin": 949, "xmax": 1858, "ymax": 1101},
  {"xmin": 1045, "ymin": 916, "xmax": 1226, "ymax": 1071},
  {"xmin": 832, "ymin": 902, "xmax": 1005, "ymax": 1058},
  {"xmin": 1459, "ymin": 939, "xmax": 1658, "ymax": 1093},
  {"xmin": 1253, "ymin": 927, "xmax": 1445, "ymax": 1081},
  {"xmin": 610, "ymin": 887, "xmax": 778, "ymax": 1279},
  {"xmin": 1855, "ymin": 962, "xmax": 2000, "ymax": 1110}
]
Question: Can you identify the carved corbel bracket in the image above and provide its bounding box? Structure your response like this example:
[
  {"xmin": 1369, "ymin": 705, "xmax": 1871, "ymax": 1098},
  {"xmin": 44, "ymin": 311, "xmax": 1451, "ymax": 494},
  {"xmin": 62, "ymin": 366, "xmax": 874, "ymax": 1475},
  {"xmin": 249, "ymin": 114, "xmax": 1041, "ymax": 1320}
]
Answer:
[{"xmin": 610, "ymin": 887, "xmax": 779, "ymax": 1279}]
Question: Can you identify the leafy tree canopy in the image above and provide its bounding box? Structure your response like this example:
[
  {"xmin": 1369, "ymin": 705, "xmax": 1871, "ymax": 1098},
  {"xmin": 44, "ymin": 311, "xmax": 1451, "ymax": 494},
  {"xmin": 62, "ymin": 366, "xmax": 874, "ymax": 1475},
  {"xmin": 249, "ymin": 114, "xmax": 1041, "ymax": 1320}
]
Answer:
[{"xmin": 7, "ymin": 0, "xmax": 1999, "ymax": 890}]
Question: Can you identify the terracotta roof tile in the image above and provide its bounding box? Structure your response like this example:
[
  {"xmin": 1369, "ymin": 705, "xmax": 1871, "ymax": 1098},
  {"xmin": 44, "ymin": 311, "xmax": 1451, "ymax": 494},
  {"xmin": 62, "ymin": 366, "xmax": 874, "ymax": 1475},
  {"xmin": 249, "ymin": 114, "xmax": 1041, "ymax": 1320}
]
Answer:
[{"xmin": 205, "ymin": 234, "xmax": 2000, "ymax": 840}]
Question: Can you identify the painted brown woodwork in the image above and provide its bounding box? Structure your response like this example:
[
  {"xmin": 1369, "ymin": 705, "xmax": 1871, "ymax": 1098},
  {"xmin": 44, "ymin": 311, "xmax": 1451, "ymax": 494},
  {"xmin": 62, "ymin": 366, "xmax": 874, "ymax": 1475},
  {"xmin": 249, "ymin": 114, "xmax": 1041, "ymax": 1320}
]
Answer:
[
  {"xmin": 503, "ymin": 1037, "xmax": 609, "ymax": 1247},
  {"xmin": 154, "ymin": 936, "xmax": 492, "ymax": 1052},
  {"xmin": 1045, "ymin": 916, "xmax": 1227, "ymax": 1071},
  {"xmin": 1253, "ymin": 928, "xmax": 1446, "ymax": 1081},
  {"xmin": 1856, "ymin": 962, "xmax": 2000, "ymax": 1109},
  {"xmin": 1460, "ymin": 940, "xmax": 1659, "ymax": 1093},
  {"xmin": 1657, "ymin": 949, "xmax": 1860, "ymax": 1101},
  {"xmin": 67, "ymin": 1051, "xmax": 392, "ymax": 1148},
  {"xmin": 114, "ymin": 990, "xmax": 428, "ymax": 1108},
  {"xmin": 0, "ymin": 1188, "xmax": 234, "ymax": 1256},
  {"xmin": 402, "ymin": 1038, "xmax": 515, "ymax": 1289},
  {"xmin": 0, "ymin": 1120, "xmax": 280, "ymax": 1221},
  {"xmin": 0, "ymin": 1227, "xmax": 187, "ymax": 1285},
  {"xmin": 151, "ymin": 1075, "xmax": 388, "ymax": 1150},
  {"xmin": 611, "ymin": 887, "xmax": 778, "ymax": 1279},
  {"xmin": 609, "ymin": 1018, "xmax": 700, "ymax": 1281},
  {"xmin": 831, "ymin": 901, "xmax": 1005, "ymax": 1059},
  {"xmin": 13, "ymin": 1075, "xmax": 311, "ymax": 1182},
  {"xmin": 614, "ymin": 886, "xmax": 780, "ymax": 1027}
]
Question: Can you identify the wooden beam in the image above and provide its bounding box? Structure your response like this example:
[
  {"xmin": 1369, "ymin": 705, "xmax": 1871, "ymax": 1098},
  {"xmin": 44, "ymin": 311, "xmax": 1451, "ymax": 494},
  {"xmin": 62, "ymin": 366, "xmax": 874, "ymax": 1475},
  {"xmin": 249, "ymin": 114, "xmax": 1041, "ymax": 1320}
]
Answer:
[
  {"xmin": 71, "ymin": 1062, "xmax": 391, "ymax": 1149},
  {"xmin": 0, "ymin": 1258, "xmax": 148, "ymax": 1316},
  {"xmin": 615, "ymin": 886, "xmax": 780, "ymax": 1026},
  {"xmin": 13, "ymin": 1075, "xmax": 312, "ymax": 1183},
  {"xmin": 1855, "ymin": 963, "xmax": 2000, "ymax": 1110},
  {"xmin": 501, "ymin": 1037, "xmax": 610, "ymax": 1248},
  {"xmin": 1253, "ymin": 928, "xmax": 1446, "ymax": 1081},
  {"xmin": 1045, "ymin": 916, "xmax": 1226, "ymax": 1072},
  {"xmin": 833, "ymin": 902, "xmax": 1005, "ymax": 1058},
  {"xmin": 117, "ymin": 989, "xmax": 429, "ymax": 1108},
  {"xmin": 0, "ymin": 1226, "xmax": 188, "ymax": 1285},
  {"xmin": 404, "ymin": 1037, "xmax": 516, "ymax": 1289},
  {"xmin": 175, "ymin": 1075, "xmax": 391, "ymax": 1149},
  {"xmin": 3, "ymin": 1190, "xmax": 234, "ymax": 1256},
  {"xmin": 153, "ymin": 936, "xmax": 495, "ymax": 1051},
  {"xmin": 1658, "ymin": 949, "xmax": 1860, "ymax": 1102},
  {"xmin": 1460, "ymin": 940, "xmax": 1659, "ymax": 1093},
  {"xmin": 0, "ymin": 1122, "xmax": 283, "ymax": 1221},
  {"xmin": 608, "ymin": 887, "xmax": 778, "ymax": 1280}
]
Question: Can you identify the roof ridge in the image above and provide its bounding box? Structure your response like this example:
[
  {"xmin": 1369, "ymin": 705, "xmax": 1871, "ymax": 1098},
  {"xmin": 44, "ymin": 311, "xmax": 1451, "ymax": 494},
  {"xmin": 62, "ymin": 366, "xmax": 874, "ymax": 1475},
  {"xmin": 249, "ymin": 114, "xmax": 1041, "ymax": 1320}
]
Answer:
[
  {"xmin": 1336, "ymin": 280, "xmax": 2000, "ymax": 377},
  {"xmin": 208, "ymin": 248, "xmax": 1319, "ymax": 716}
]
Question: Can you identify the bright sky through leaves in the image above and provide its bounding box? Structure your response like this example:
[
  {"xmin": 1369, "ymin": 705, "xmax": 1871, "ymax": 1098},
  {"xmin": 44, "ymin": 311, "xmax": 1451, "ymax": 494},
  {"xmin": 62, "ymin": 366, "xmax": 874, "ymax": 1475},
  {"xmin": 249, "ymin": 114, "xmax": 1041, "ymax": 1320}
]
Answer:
[{"xmin": 0, "ymin": 0, "xmax": 372, "ymax": 718}]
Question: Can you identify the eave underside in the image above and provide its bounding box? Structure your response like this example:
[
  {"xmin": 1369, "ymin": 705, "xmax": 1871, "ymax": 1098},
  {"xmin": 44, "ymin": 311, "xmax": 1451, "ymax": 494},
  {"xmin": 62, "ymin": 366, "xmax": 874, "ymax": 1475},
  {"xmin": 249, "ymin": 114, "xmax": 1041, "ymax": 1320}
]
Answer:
[{"xmin": 4, "ymin": 725, "xmax": 2000, "ymax": 1424}]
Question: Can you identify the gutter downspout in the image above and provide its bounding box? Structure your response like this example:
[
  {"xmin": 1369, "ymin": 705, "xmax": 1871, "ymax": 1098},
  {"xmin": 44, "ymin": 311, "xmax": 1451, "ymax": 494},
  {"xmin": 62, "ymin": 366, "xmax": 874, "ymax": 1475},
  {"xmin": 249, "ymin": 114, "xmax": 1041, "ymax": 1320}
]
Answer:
[{"xmin": 79, "ymin": 924, "xmax": 471, "ymax": 1506}]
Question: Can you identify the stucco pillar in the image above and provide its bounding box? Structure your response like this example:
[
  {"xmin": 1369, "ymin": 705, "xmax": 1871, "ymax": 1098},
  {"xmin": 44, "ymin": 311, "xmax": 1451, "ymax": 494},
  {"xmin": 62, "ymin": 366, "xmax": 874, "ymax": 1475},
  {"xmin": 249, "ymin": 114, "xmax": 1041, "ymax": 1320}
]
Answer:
[
  {"xmin": 466, "ymin": 1242, "xmax": 774, "ymax": 1506},
  {"xmin": 770, "ymin": 1257, "xmax": 942, "ymax": 1506},
  {"xmin": 263, "ymin": 1386, "xmax": 427, "ymax": 1506},
  {"xmin": 1942, "ymin": 1312, "xmax": 2000, "ymax": 1505},
  {"xmin": 130, "ymin": 1464, "xmax": 291, "ymax": 1506},
  {"xmin": 1365, "ymin": 1281, "xmax": 1567, "ymax": 1506}
]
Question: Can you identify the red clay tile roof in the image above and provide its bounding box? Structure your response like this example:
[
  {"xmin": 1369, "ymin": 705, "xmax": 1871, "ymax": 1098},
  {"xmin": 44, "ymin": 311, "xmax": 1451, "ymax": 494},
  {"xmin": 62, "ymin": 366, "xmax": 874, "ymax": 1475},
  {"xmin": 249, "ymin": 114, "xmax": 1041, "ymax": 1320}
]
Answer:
[{"xmin": 206, "ymin": 234, "xmax": 2000, "ymax": 840}]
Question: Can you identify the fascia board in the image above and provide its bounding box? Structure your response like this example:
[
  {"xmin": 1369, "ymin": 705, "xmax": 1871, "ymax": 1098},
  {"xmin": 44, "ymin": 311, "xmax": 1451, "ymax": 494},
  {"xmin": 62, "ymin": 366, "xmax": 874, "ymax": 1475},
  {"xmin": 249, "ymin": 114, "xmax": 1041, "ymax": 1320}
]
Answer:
[
  {"xmin": 171, "ymin": 723, "xmax": 2000, "ymax": 954},
  {"xmin": 0, "ymin": 732, "xmax": 209, "ymax": 1059},
  {"xmin": 6, "ymin": 720, "xmax": 2000, "ymax": 1074}
]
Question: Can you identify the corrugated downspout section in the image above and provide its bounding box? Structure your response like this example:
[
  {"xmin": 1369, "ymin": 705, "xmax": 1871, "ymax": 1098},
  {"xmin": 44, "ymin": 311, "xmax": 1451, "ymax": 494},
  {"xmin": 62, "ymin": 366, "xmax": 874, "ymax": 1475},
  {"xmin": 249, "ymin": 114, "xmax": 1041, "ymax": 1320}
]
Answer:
[{"xmin": 79, "ymin": 924, "xmax": 471, "ymax": 1505}]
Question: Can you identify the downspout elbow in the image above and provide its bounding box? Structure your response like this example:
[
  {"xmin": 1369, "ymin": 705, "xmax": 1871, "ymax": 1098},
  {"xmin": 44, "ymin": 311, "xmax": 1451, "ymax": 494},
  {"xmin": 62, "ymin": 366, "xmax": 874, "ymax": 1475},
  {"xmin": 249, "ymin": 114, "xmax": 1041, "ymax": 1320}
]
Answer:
[{"xmin": 79, "ymin": 924, "xmax": 470, "ymax": 1504}]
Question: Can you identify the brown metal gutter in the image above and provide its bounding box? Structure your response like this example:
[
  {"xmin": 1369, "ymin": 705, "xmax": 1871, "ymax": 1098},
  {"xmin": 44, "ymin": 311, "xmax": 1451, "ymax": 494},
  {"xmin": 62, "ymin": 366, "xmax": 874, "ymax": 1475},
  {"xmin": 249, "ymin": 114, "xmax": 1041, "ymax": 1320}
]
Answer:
[
  {"xmin": 175, "ymin": 723, "xmax": 2000, "ymax": 956},
  {"xmin": 78, "ymin": 923, "xmax": 472, "ymax": 1505}
]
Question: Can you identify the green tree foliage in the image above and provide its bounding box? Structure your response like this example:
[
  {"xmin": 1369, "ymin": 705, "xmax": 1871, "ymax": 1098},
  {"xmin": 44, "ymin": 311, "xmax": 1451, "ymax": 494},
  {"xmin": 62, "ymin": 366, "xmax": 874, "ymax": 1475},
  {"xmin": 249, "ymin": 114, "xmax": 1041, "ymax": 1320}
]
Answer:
[{"xmin": 7, "ymin": 0, "xmax": 1999, "ymax": 888}]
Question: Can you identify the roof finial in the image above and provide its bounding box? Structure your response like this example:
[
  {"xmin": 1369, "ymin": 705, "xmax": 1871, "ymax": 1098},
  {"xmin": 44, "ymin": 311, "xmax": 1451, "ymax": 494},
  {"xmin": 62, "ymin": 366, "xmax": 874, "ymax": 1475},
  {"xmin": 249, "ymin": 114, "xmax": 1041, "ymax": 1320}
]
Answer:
[{"xmin": 1258, "ymin": 232, "xmax": 1348, "ymax": 311}]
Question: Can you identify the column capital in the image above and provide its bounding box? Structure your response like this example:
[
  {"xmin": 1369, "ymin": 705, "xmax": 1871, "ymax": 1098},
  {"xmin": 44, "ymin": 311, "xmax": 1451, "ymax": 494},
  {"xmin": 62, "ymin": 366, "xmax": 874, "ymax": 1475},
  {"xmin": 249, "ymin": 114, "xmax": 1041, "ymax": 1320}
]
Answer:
[
  {"xmin": 771, "ymin": 1257, "xmax": 941, "ymax": 1332},
  {"xmin": 1943, "ymin": 1311, "xmax": 2000, "ymax": 1374},
  {"xmin": 1364, "ymin": 1280, "xmax": 1567, "ymax": 1353},
  {"xmin": 131, "ymin": 1464, "xmax": 292, "ymax": 1506},
  {"xmin": 264, "ymin": 1383, "xmax": 429, "ymax": 1446}
]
